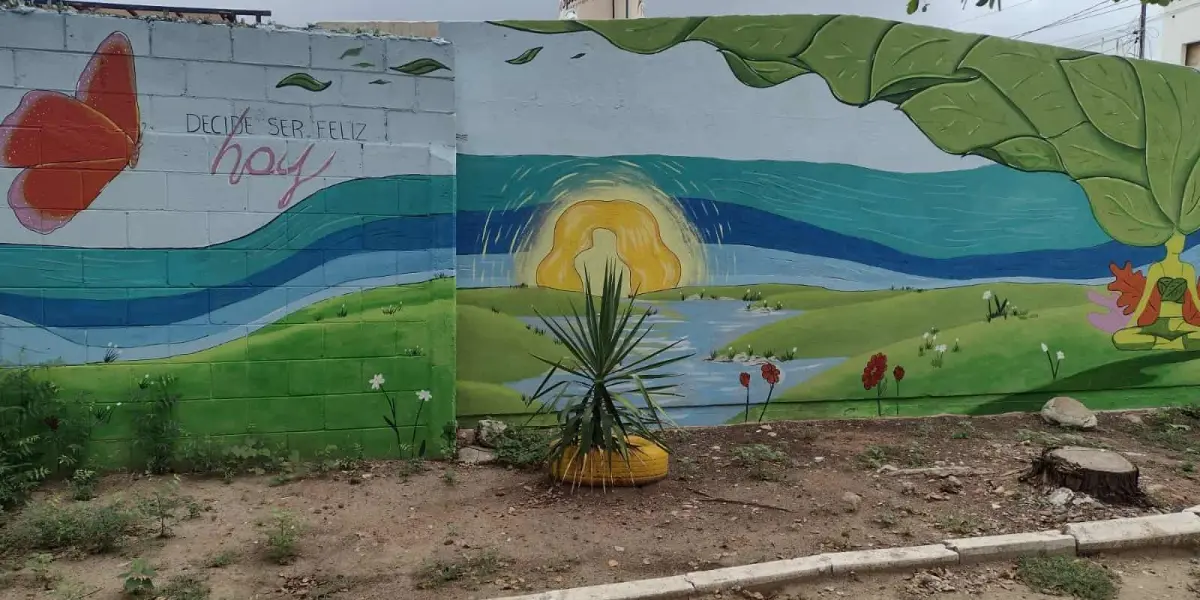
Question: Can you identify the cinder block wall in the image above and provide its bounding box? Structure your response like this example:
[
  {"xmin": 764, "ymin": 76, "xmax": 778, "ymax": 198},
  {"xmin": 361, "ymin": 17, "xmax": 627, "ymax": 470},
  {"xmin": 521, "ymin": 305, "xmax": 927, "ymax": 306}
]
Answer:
[{"xmin": 0, "ymin": 9, "xmax": 458, "ymax": 464}]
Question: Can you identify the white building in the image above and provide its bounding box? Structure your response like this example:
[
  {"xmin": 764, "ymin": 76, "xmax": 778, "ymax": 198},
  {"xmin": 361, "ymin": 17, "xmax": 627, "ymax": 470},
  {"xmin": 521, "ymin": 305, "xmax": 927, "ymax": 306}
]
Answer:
[{"xmin": 1158, "ymin": 0, "xmax": 1200, "ymax": 65}]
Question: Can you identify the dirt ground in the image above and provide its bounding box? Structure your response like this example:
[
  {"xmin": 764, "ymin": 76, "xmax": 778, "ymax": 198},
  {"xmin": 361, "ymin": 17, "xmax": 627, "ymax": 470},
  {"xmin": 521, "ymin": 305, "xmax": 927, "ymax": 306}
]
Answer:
[{"xmin": 4, "ymin": 410, "xmax": 1200, "ymax": 600}]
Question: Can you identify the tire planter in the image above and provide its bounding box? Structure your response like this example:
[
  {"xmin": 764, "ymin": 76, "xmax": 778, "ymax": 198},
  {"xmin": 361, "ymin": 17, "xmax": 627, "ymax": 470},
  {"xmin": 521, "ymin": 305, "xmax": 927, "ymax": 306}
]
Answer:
[{"xmin": 549, "ymin": 435, "xmax": 670, "ymax": 487}]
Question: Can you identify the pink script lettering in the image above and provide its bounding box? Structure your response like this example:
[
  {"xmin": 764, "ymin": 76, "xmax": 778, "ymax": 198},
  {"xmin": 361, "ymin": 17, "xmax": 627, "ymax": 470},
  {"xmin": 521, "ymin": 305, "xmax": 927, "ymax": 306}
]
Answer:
[{"xmin": 211, "ymin": 108, "xmax": 337, "ymax": 210}]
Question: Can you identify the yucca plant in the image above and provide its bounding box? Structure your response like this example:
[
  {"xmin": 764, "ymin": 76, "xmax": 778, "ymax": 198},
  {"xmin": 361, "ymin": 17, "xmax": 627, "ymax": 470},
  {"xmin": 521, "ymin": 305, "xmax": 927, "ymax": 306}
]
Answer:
[{"xmin": 524, "ymin": 262, "xmax": 691, "ymax": 487}]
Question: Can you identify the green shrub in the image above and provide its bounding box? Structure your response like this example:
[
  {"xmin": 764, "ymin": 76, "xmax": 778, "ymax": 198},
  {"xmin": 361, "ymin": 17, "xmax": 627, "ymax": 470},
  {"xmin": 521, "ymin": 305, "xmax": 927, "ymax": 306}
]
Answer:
[
  {"xmin": 2, "ymin": 500, "xmax": 141, "ymax": 554},
  {"xmin": 119, "ymin": 558, "xmax": 155, "ymax": 597},
  {"xmin": 68, "ymin": 469, "xmax": 98, "ymax": 501},
  {"xmin": 261, "ymin": 510, "xmax": 304, "ymax": 565},
  {"xmin": 0, "ymin": 367, "xmax": 114, "ymax": 510},
  {"xmin": 492, "ymin": 427, "xmax": 554, "ymax": 469},
  {"xmin": 133, "ymin": 375, "xmax": 181, "ymax": 475},
  {"xmin": 158, "ymin": 574, "xmax": 210, "ymax": 600}
]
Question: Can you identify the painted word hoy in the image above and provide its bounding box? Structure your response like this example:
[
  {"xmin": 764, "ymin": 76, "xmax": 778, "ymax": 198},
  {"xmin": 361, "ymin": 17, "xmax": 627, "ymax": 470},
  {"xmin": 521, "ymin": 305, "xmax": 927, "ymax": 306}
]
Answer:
[{"xmin": 211, "ymin": 108, "xmax": 336, "ymax": 210}]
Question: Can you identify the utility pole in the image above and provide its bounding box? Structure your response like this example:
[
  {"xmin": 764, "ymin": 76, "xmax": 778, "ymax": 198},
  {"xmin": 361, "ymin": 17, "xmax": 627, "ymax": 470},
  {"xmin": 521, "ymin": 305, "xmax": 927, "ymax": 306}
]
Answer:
[{"xmin": 1138, "ymin": 1, "xmax": 1147, "ymax": 59}]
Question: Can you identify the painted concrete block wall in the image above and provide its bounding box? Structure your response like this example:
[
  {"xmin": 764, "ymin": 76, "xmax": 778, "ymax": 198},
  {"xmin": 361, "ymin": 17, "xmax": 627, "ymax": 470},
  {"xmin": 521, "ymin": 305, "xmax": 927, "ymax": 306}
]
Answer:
[
  {"xmin": 0, "ymin": 9, "xmax": 457, "ymax": 463},
  {"xmin": 444, "ymin": 16, "xmax": 1200, "ymax": 427}
]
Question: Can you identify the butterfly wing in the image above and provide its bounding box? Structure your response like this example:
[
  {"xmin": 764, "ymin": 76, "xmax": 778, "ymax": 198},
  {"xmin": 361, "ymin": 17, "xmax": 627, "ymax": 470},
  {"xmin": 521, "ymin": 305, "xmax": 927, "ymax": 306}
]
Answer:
[
  {"xmin": 8, "ymin": 159, "xmax": 126, "ymax": 234},
  {"xmin": 75, "ymin": 31, "xmax": 140, "ymax": 167},
  {"xmin": 0, "ymin": 91, "xmax": 131, "ymax": 168}
]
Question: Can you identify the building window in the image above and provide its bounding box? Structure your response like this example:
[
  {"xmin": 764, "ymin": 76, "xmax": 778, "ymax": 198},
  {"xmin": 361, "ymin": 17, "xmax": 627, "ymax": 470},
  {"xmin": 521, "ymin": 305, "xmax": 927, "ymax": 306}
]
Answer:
[{"xmin": 1186, "ymin": 41, "xmax": 1200, "ymax": 67}]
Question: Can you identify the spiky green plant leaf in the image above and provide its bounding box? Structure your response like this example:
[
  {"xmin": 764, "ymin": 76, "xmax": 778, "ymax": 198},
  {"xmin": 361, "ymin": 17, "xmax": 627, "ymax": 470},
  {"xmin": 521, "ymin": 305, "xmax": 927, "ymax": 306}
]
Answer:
[{"xmin": 527, "ymin": 262, "xmax": 689, "ymax": 487}]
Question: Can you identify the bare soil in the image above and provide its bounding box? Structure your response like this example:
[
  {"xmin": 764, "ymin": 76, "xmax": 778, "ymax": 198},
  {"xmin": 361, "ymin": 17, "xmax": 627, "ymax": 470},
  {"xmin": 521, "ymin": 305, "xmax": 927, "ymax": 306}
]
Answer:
[{"xmin": 4, "ymin": 411, "xmax": 1200, "ymax": 600}]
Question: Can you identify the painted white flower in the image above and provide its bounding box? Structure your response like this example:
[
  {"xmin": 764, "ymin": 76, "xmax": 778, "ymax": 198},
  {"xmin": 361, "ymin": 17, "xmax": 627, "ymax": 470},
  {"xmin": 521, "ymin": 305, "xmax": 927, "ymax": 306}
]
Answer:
[
  {"xmin": 935, "ymin": 344, "xmax": 948, "ymax": 354},
  {"xmin": 115, "ymin": 402, "xmax": 122, "ymax": 407},
  {"xmin": 1040, "ymin": 342, "xmax": 1049, "ymax": 353},
  {"xmin": 369, "ymin": 374, "xmax": 386, "ymax": 390},
  {"xmin": 416, "ymin": 390, "xmax": 433, "ymax": 402},
  {"xmin": 923, "ymin": 332, "xmax": 931, "ymax": 339},
  {"xmin": 1056, "ymin": 351, "xmax": 1065, "ymax": 361},
  {"xmin": 982, "ymin": 290, "xmax": 992, "ymax": 301},
  {"xmin": 791, "ymin": 347, "xmax": 797, "ymax": 353}
]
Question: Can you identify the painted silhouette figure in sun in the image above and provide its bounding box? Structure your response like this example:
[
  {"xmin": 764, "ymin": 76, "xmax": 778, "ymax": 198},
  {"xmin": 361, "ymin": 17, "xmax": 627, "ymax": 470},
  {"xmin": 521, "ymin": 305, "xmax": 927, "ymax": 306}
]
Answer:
[{"xmin": 1110, "ymin": 232, "xmax": 1200, "ymax": 350}]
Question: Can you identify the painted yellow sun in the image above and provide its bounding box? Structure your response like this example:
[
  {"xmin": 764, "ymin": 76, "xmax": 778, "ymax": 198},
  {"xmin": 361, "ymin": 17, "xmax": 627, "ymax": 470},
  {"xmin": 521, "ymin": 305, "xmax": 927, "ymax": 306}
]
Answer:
[{"xmin": 515, "ymin": 164, "xmax": 705, "ymax": 295}]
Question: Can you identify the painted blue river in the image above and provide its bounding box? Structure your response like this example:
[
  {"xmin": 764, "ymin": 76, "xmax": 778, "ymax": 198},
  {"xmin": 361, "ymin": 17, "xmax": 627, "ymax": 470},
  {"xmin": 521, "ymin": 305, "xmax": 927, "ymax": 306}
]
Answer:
[{"xmin": 509, "ymin": 298, "xmax": 844, "ymax": 426}]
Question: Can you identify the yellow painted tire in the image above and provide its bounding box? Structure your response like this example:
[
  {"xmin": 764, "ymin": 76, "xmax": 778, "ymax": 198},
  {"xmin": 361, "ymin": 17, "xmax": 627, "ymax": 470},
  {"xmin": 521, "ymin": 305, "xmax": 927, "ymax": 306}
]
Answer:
[{"xmin": 549, "ymin": 435, "xmax": 670, "ymax": 487}]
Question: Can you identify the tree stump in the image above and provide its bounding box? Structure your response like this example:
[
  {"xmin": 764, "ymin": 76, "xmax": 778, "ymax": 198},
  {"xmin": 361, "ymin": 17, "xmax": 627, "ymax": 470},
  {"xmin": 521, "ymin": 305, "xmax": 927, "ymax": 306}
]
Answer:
[{"xmin": 1020, "ymin": 446, "xmax": 1143, "ymax": 504}]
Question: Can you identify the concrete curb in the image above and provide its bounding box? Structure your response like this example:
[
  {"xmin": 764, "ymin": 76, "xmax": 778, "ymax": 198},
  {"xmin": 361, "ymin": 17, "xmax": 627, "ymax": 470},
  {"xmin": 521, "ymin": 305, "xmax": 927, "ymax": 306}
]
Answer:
[{"xmin": 486, "ymin": 510, "xmax": 1200, "ymax": 600}]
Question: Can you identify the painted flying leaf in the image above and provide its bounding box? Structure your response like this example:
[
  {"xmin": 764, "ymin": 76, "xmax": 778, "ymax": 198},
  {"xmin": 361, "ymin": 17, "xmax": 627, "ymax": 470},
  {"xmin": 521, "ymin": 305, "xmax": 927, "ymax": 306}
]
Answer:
[
  {"xmin": 1060, "ymin": 54, "xmax": 1145, "ymax": 149},
  {"xmin": 352, "ymin": 62, "xmax": 375, "ymax": 68},
  {"xmin": 275, "ymin": 72, "xmax": 332, "ymax": 92},
  {"xmin": 688, "ymin": 15, "xmax": 830, "ymax": 60},
  {"xmin": 869, "ymin": 23, "xmax": 980, "ymax": 101},
  {"xmin": 1050, "ymin": 123, "xmax": 1148, "ymax": 185},
  {"xmin": 984, "ymin": 137, "xmax": 1064, "ymax": 173},
  {"xmin": 1134, "ymin": 59, "xmax": 1200, "ymax": 228},
  {"xmin": 340, "ymin": 46, "xmax": 364, "ymax": 59},
  {"xmin": 960, "ymin": 37, "xmax": 1087, "ymax": 138},
  {"xmin": 570, "ymin": 52, "xmax": 586, "ymax": 59},
  {"xmin": 720, "ymin": 51, "xmax": 808, "ymax": 89},
  {"xmin": 369, "ymin": 79, "xmax": 390, "ymax": 85},
  {"xmin": 1079, "ymin": 177, "xmax": 1174, "ymax": 247},
  {"xmin": 899, "ymin": 78, "xmax": 1036, "ymax": 155},
  {"xmin": 505, "ymin": 47, "xmax": 544, "ymax": 65},
  {"xmin": 391, "ymin": 58, "xmax": 451, "ymax": 75},
  {"xmin": 798, "ymin": 16, "xmax": 896, "ymax": 105}
]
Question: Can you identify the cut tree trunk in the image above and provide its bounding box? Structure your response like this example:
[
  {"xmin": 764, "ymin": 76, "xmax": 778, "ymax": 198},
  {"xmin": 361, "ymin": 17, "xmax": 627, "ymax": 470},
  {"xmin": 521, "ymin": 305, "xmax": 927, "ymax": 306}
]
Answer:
[{"xmin": 1020, "ymin": 446, "xmax": 1143, "ymax": 504}]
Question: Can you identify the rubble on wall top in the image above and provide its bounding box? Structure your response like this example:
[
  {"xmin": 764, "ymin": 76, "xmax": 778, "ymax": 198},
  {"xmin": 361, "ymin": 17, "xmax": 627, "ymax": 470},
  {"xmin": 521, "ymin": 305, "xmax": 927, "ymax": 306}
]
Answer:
[{"xmin": 0, "ymin": 0, "xmax": 448, "ymax": 43}]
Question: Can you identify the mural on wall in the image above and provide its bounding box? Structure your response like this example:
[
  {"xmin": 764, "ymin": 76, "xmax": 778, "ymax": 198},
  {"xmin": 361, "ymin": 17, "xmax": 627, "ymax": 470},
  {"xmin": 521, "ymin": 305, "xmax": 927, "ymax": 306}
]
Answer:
[
  {"xmin": 0, "ymin": 23, "xmax": 456, "ymax": 462},
  {"xmin": 453, "ymin": 15, "xmax": 1200, "ymax": 426}
]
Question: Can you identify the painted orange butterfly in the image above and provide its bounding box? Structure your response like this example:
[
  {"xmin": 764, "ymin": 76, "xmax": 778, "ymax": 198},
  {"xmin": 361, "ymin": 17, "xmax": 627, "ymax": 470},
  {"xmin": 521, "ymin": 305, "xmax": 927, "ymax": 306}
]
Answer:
[{"xmin": 0, "ymin": 31, "xmax": 141, "ymax": 234}]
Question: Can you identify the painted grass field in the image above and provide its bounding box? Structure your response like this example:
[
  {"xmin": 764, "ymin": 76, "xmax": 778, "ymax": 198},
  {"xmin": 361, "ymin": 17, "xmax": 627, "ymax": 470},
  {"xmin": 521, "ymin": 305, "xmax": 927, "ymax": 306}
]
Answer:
[
  {"xmin": 39, "ymin": 278, "xmax": 456, "ymax": 462},
  {"xmin": 465, "ymin": 281, "xmax": 1200, "ymax": 425}
]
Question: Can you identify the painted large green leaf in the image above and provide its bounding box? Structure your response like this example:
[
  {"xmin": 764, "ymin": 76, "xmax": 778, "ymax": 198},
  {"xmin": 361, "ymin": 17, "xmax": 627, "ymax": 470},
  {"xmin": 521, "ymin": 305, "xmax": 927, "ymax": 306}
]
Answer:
[
  {"xmin": 1135, "ymin": 60, "xmax": 1200, "ymax": 227},
  {"xmin": 798, "ymin": 16, "xmax": 896, "ymax": 105},
  {"xmin": 960, "ymin": 37, "xmax": 1086, "ymax": 138},
  {"xmin": 1079, "ymin": 177, "xmax": 1174, "ymax": 247},
  {"xmin": 1050, "ymin": 123, "xmax": 1147, "ymax": 185},
  {"xmin": 720, "ymin": 51, "xmax": 808, "ymax": 88},
  {"xmin": 900, "ymin": 78, "xmax": 1035, "ymax": 155},
  {"xmin": 492, "ymin": 15, "xmax": 1200, "ymax": 245},
  {"xmin": 986, "ymin": 137, "xmax": 1064, "ymax": 173},
  {"xmin": 1061, "ymin": 54, "xmax": 1145, "ymax": 149},
  {"xmin": 688, "ymin": 15, "xmax": 831, "ymax": 60},
  {"xmin": 869, "ymin": 24, "xmax": 980, "ymax": 101}
]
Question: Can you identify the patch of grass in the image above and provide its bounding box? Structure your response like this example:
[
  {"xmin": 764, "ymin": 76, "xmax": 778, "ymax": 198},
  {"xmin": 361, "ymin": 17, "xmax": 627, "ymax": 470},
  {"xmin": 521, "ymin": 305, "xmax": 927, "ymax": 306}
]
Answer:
[
  {"xmin": 936, "ymin": 515, "xmax": 982, "ymax": 535},
  {"xmin": 730, "ymin": 444, "xmax": 790, "ymax": 481},
  {"xmin": 397, "ymin": 457, "xmax": 429, "ymax": 480},
  {"xmin": 441, "ymin": 469, "xmax": 458, "ymax": 486},
  {"xmin": 158, "ymin": 574, "xmax": 210, "ymax": 600},
  {"xmin": 1017, "ymin": 555, "xmax": 1118, "ymax": 600},
  {"xmin": 2, "ymin": 500, "xmax": 141, "ymax": 554},
  {"xmin": 1134, "ymin": 405, "xmax": 1200, "ymax": 452},
  {"xmin": 202, "ymin": 550, "xmax": 238, "ymax": 569},
  {"xmin": 857, "ymin": 444, "xmax": 928, "ymax": 469},
  {"xmin": 414, "ymin": 550, "xmax": 505, "ymax": 589},
  {"xmin": 674, "ymin": 456, "xmax": 701, "ymax": 481},
  {"xmin": 456, "ymin": 305, "xmax": 573, "ymax": 383}
]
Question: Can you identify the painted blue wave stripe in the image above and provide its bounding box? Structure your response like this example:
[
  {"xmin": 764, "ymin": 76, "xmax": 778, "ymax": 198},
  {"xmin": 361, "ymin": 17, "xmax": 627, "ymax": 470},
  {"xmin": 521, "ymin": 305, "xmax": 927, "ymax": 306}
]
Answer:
[
  {"xmin": 456, "ymin": 199, "xmax": 1183, "ymax": 280},
  {"xmin": 0, "ymin": 215, "xmax": 454, "ymax": 329},
  {"xmin": 0, "ymin": 175, "xmax": 454, "ymax": 297}
]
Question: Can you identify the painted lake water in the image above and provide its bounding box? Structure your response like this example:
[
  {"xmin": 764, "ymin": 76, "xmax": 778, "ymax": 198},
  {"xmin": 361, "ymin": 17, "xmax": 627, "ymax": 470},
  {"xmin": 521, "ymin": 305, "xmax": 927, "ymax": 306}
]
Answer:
[{"xmin": 510, "ymin": 298, "xmax": 844, "ymax": 426}]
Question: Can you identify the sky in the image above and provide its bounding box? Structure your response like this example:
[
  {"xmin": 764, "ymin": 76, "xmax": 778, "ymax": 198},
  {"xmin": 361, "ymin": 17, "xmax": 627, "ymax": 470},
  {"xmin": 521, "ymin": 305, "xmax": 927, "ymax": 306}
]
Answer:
[{"xmin": 184, "ymin": 0, "xmax": 1168, "ymax": 59}]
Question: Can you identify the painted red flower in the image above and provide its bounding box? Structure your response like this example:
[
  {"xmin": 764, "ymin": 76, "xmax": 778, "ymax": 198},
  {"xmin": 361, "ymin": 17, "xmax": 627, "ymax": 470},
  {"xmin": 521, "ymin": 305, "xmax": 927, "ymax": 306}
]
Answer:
[
  {"xmin": 761, "ymin": 362, "xmax": 780, "ymax": 386},
  {"xmin": 739, "ymin": 372, "xmax": 751, "ymax": 388},
  {"xmin": 893, "ymin": 366, "xmax": 905, "ymax": 382},
  {"xmin": 44, "ymin": 416, "xmax": 59, "ymax": 431},
  {"xmin": 862, "ymin": 353, "xmax": 888, "ymax": 390}
]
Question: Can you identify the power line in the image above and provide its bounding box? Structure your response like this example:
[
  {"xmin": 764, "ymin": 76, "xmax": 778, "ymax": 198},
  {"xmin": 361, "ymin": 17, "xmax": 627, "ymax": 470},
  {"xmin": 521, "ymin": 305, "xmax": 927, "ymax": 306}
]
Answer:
[
  {"xmin": 1013, "ymin": 0, "xmax": 1133, "ymax": 40},
  {"xmin": 1045, "ymin": 20, "xmax": 1136, "ymax": 47},
  {"xmin": 949, "ymin": 0, "xmax": 1039, "ymax": 27}
]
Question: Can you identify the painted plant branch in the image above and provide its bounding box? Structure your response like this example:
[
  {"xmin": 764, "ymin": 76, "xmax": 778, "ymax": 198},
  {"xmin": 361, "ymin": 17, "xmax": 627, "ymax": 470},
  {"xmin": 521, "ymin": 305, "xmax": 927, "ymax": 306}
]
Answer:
[{"xmin": 493, "ymin": 15, "xmax": 1200, "ymax": 249}]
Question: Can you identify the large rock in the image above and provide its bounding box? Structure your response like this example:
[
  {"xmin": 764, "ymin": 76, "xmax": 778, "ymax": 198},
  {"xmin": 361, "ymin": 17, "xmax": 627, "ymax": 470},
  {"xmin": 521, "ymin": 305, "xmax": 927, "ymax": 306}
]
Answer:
[
  {"xmin": 474, "ymin": 419, "xmax": 508, "ymax": 448},
  {"xmin": 1041, "ymin": 396, "xmax": 1097, "ymax": 430}
]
